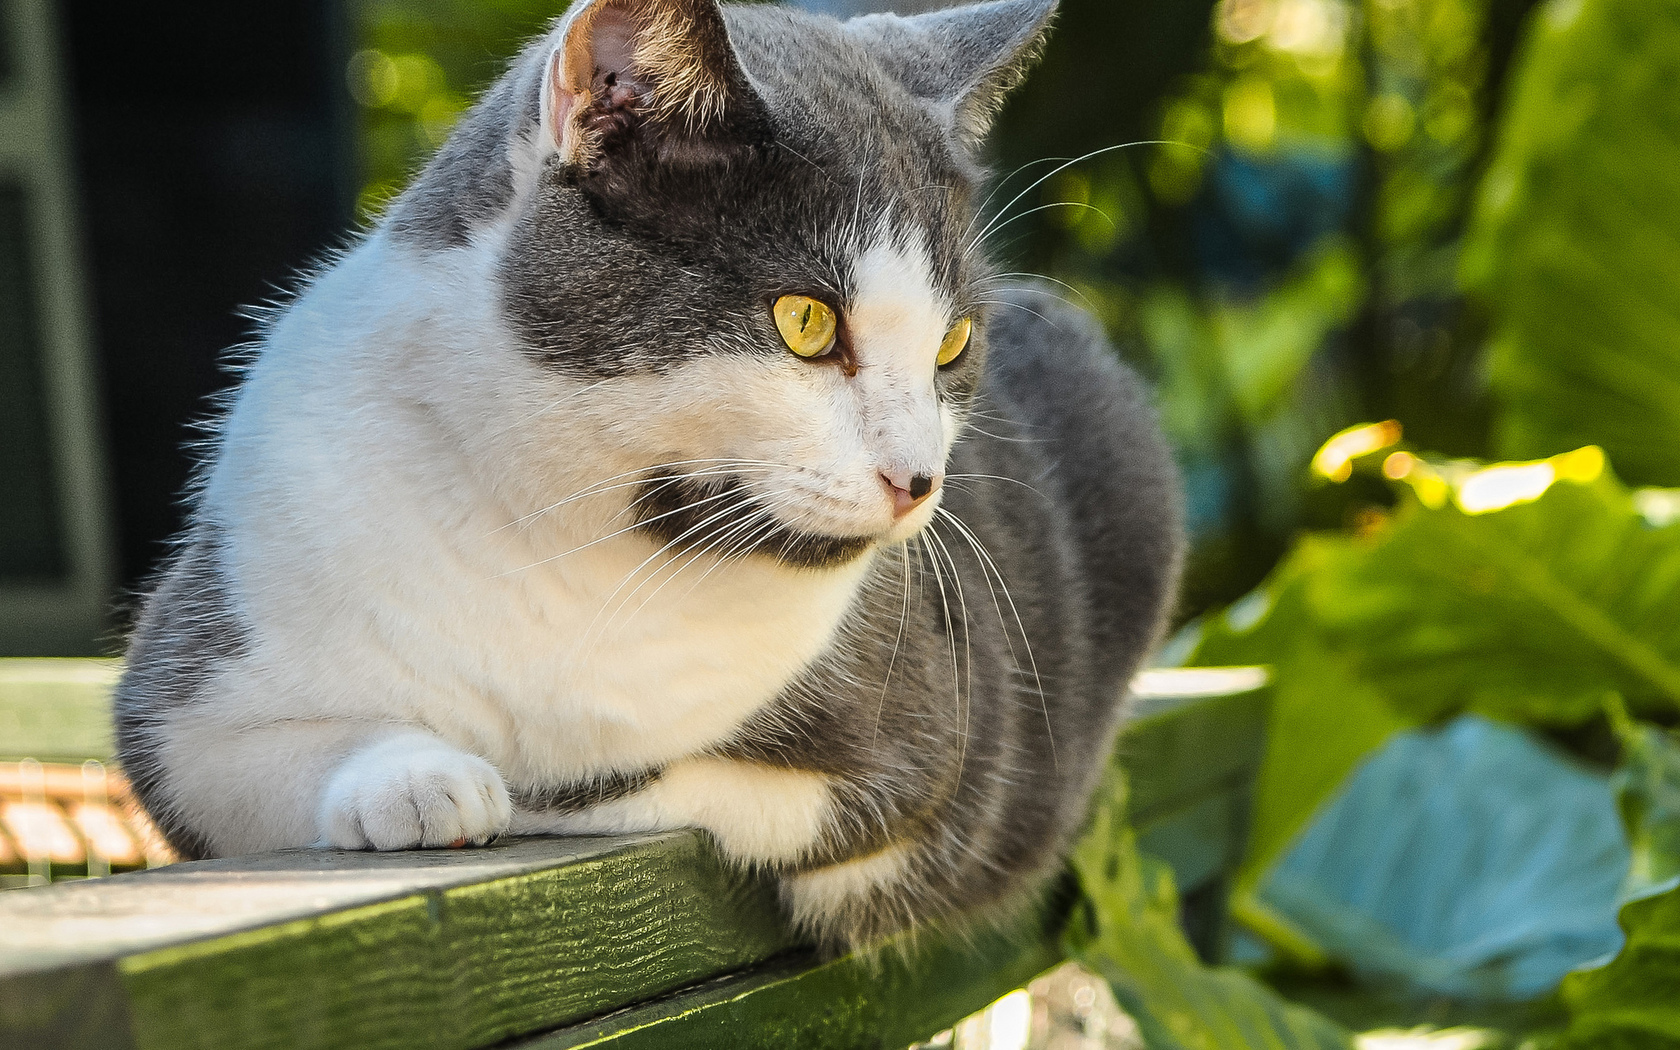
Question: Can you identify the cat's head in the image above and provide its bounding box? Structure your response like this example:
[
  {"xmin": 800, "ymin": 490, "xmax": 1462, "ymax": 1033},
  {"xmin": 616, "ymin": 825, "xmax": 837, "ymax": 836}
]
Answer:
[{"xmin": 400, "ymin": 0, "xmax": 1056, "ymax": 568}]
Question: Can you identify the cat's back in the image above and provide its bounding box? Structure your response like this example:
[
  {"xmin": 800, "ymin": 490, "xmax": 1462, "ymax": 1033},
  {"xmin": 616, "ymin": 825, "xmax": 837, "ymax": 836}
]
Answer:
[{"xmin": 967, "ymin": 283, "xmax": 1183, "ymax": 684}]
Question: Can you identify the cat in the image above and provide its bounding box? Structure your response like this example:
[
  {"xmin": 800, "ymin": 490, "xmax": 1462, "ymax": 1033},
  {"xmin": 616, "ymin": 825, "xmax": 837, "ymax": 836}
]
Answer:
[{"xmin": 114, "ymin": 0, "xmax": 1183, "ymax": 950}]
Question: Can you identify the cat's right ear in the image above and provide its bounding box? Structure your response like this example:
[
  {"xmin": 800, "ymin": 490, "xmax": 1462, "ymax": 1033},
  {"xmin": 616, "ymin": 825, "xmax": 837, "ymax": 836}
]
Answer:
[
  {"xmin": 538, "ymin": 0, "xmax": 763, "ymax": 168},
  {"xmin": 845, "ymin": 0, "xmax": 1058, "ymax": 149}
]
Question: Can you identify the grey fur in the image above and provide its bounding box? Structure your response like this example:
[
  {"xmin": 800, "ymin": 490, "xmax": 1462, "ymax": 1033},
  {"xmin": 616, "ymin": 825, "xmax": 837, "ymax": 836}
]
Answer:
[
  {"xmin": 115, "ymin": 524, "xmax": 251, "ymax": 860},
  {"xmin": 386, "ymin": 50, "xmax": 547, "ymax": 248},
  {"xmin": 116, "ymin": 0, "xmax": 1183, "ymax": 949},
  {"xmin": 722, "ymin": 283, "xmax": 1181, "ymax": 945}
]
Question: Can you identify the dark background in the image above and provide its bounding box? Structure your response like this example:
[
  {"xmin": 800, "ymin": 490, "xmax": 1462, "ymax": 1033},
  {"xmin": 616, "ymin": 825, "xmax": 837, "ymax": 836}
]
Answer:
[{"xmin": 60, "ymin": 0, "xmax": 353, "ymax": 596}]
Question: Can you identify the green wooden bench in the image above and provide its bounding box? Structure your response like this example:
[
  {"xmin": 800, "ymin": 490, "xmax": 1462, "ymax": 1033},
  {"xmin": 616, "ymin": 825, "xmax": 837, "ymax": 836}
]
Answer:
[{"xmin": 0, "ymin": 662, "xmax": 1269, "ymax": 1049}]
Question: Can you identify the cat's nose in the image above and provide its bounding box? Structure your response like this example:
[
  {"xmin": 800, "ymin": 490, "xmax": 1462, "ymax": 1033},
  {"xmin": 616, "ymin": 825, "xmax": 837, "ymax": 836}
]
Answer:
[{"xmin": 881, "ymin": 471, "xmax": 942, "ymax": 518}]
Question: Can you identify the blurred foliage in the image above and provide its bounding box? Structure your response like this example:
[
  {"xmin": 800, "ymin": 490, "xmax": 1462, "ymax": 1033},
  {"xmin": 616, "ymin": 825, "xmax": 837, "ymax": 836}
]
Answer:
[
  {"xmin": 1192, "ymin": 438, "xmax": 1680, "ymax": 881},
  {"xmin": 992, "ymin": 0, "xmax": 1535, "ymax": 616},
  {"xmin": 349, "ymin": 0, "xmax": 557, "ymax": 221},
  {"xmin": 1068, "ymin": 770, "xmax": 1355, "ymax": 1049},
  {"xmin": 1462, "ymin": 0, "xmax": 1680, "ymax": 488},
  {"xmin": 1551, "ymin": 882, "xmax": 1680, "ymax": 1049},
  {"xmin": 1609, "ymin": 696, "xmax": 1680, "ymax": 896}
]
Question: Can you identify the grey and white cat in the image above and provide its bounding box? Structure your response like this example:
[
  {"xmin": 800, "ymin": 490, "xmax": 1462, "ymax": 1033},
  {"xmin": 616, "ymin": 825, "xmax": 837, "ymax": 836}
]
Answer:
[{"xmin": 116, "ymin": 0, "xmax": 1182, "ymax": 949}]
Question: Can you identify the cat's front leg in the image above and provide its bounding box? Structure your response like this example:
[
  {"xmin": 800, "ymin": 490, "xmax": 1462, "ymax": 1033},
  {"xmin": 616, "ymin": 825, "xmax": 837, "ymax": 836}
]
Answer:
[
  {"xmin": 320, "ymin": 730, "xmax": 514, "ymax": 850},
  {"xmin": 514, "ymin": 757, "xmax": 834, "ymax": 867}
]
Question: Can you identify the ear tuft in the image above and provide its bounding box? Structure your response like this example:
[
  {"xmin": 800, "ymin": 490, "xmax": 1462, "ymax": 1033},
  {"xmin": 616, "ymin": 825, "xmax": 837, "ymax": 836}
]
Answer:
[
  {"xmin": 846, "ymin": 0, "xmax": 1058, "ymax": 148},
  {"xmin": 542, "ymin": 0, "xmax": 755, "ymax": 167}
]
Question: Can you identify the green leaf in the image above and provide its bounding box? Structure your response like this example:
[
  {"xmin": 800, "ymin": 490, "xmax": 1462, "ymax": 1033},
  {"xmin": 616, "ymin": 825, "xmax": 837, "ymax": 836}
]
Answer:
[
  {"xmin": 1554, "ymin": 882, "xmax": 1680, "ymax": 1049},
  {"xmin": 1461, "ymin": 0, "xmax": 1680, "ymax": 486},
  {"xmin": 1261, "ymin": 716, "xmax": 1627, "ymax": 1001},
  {"xmin": 1192, "ymin": 542, "xmax": 1411, "ymax": 883},
  {"xmin": 1608, "ymin": 696, "xmax": 1680, "ymax": 895},
  {"xmin": 1191, "ymin": 460, "xmax": 1680, "ymax": 890},
  {"xmin": 1307, "ymin": 473, "xmax": 1680, "ymax": 725},
  {"xmin": 1067, "ymin": 773, "xmax": 1354, "ymax": 1050}
]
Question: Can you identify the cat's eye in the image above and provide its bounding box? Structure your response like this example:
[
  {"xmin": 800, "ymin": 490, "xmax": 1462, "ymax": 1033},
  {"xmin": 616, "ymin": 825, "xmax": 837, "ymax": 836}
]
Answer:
[
  {"xmin": 937, "ymin": 317, "xmax": 972, "ymax": 367},
  {"xmin": 773, "ymin": 295, "xmax": 838, "ymax": 358}
]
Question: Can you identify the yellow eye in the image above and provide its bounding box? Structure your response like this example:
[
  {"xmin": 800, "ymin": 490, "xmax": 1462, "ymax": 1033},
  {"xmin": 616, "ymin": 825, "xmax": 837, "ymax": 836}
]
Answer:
[
  {"xmin": 773, "ymin": 295, "xmax": 838, "ymax": 358},
  {"xmin": 937, "ymin": 317, "xmax": 972, "ymax": 367}
]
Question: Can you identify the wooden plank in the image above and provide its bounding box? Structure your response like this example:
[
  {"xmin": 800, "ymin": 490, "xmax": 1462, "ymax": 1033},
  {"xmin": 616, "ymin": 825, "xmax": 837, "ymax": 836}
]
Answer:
[
  {"xmin": 1123, "ymin": 668, "xmax": 1270, "ymax": 827},
  {"xmin": 0, "ymin": 665, "xmax": 1272, "ymax": 1050},
  {"xmin": 2, "ymin": 833, "xmax": 794, "ymax": 1050},
  {"xmin": 522, "ymin": 897, "xmax": 1068, "ymax": 1050}
]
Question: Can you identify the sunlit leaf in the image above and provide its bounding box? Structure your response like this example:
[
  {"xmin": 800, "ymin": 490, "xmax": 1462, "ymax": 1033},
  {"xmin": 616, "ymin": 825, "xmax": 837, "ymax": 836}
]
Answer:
[{"xmin": 1190, "ymin": 460, "xmax": 1680, "ymax": 888}]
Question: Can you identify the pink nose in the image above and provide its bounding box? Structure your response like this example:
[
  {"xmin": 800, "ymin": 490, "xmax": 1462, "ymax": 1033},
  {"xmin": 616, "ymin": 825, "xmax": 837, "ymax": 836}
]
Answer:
[{"xmin": 881, "ymin": 471, "xmax": 942, "ymax": 519}]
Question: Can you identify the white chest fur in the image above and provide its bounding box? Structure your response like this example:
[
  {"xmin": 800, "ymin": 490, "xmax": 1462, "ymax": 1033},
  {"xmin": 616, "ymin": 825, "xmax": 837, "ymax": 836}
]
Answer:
[{"xmin": 199, "ymin": 229, "xmax": 870, "ymax": 789}]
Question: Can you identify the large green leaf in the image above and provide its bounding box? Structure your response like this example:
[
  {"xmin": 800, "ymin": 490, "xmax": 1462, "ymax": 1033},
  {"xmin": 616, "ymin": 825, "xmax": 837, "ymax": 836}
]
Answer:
[
  {"xmin": 1262, "ymin": 716, "xmax": 1627, "ymax": 1001},
  {"xmin": 1191, "ymin": 459, "xmax": 1680, "ymax": 888},
  {"xmin": 1306, "ymin": 472, "xmax": 1680, "ymax": 725},
  {"xmin": 1461, "ymin": 0, "xmax": 1680, "ymax": 485},
  {"xmin": 1191, "ymin": 542, "xmax": 1411, "ymax": 883},
  {"xmin": 1067, "ymin": 773, "xmax": 1354, "ymax": 1050},
  {"xmin": 1553, "ymin": 882, "xmax": 1680, "ymax": 1049}
]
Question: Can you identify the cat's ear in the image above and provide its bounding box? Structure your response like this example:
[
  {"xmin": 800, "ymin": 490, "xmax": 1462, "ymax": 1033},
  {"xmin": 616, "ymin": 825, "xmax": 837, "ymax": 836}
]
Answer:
[
  {"xmin": 539, "ymin": 0, "xmax": 762, "ymax": 166},
  {"xmin": 845, "ymin": 0, "xmax": 1057, "ymax": 148}
]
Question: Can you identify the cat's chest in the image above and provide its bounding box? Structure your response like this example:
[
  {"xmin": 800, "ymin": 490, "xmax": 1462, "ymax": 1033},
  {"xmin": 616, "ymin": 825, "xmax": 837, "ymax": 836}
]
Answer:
[{"xmin": 424, "ymin": 529, "xmax": 871, "ymax": 779}]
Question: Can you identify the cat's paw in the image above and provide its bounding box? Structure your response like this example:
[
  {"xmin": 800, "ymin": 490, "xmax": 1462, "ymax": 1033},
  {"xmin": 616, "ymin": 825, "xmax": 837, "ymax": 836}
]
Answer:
[{"xmin": 320, "ymin": 735, "xmax": 513, "ymax": 850}]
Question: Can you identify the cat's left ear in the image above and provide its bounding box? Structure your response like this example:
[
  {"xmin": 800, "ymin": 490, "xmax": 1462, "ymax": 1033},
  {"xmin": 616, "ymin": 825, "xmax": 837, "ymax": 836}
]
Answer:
[
  {"xmin": 845, "ymin": 0, "xmax": 1057, "ymax": 148},
  {"xmin": 539, "ymin": 0, "xmax": 763, "ymax": 166}
]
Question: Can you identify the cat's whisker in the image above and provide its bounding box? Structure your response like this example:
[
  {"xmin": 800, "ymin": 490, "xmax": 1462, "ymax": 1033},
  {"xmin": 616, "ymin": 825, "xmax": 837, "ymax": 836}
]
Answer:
[
  {"xmin": 499, "ymin": 459, "xmax": 787, "ymax": 534},
  {"xmin": 972, "ymin": 273, "xmax": 1094, "ymax": 317},
  {"xmin": 967, "ymin": 155, "xmax": 1069, "ymax": 240},
  {"xmin": 967, "ymin": 201, "xmax": 1114, "ymax": 254},
  {"xmin": 625, "ymin": 485, "xmax": 806, "ymax": 617},
  {"xmin": 664, "ymin": 506, "xmax": 790, "ymax": 608},
  {"xmin": 917, "ymin": 529, "xmax": 966, "ymax": 793},
  {"xmin": 870, "ymin": 541, "xmax": 914, "ymax": 754},
  {"xmin": 966, "ymin": 140, "xmax": 1199, "ymax": 251},
  {"xmin": 971, "ymin": 297, "xmax": 1065, "ymax": 332},
  {"xmin": 586, "ymin": 488, "xmax": 786, "ymax": 641},
  {"xmin": 945, "ymin": 472, "xmax": 1049, "ymax": 500},
  {"xmin": 494, "ymin": 485, "xmax": 749, "ymax": 578},
  {"xmin": 936, "ymin": 506, "xmax": 1055, "ymax": 770}
]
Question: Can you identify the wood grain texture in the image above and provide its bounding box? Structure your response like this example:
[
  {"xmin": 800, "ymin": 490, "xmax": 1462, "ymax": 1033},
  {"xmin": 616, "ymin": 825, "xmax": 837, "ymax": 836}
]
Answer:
[
  {"xmin": 523, "ymin": 898, "xmax": 1069, "ymax": 1049},
  {"xmin": 3, "ymin": 833, "xmax": 793, "ymax": 1050}
]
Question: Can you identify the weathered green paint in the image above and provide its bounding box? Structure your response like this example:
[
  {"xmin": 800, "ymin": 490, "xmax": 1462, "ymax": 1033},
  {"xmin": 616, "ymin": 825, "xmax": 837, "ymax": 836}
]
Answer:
[
  {"xmin": 527, "ymin": 902, "xmax": 1067, "ymax": 1049},
  {"xmin": 0, "ymin": 663, "xmax": 1272, "ymax": 1050},
  {"xmin": 4, "ymin": 834, "xmax": 792, "ymax": 1050}
]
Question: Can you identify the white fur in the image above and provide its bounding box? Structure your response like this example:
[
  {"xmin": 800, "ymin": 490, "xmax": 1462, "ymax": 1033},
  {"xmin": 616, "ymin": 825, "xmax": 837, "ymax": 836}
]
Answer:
[
  {"xmin": 157, "ymin": 177, "xmax": 961, "ymax": 864},
  {"xmin": 515, "ymin": 757, "xmax": 833, "ymax": 865},
  {"xmin": 785, "ymin": 842, "xmax": 915, "ymax": 930}
]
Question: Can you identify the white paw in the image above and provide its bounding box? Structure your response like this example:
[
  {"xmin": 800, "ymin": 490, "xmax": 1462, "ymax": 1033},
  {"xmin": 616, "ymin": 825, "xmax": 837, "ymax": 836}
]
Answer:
[{"xmin": 320, "ymin": 735, "xmax": 513, "ymax": 850}]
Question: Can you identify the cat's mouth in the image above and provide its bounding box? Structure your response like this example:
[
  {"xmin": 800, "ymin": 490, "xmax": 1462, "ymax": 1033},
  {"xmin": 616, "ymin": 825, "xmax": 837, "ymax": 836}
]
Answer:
[{"xmin": 631, "ymin": 471, "xmax": 878, "ymax": 570}]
